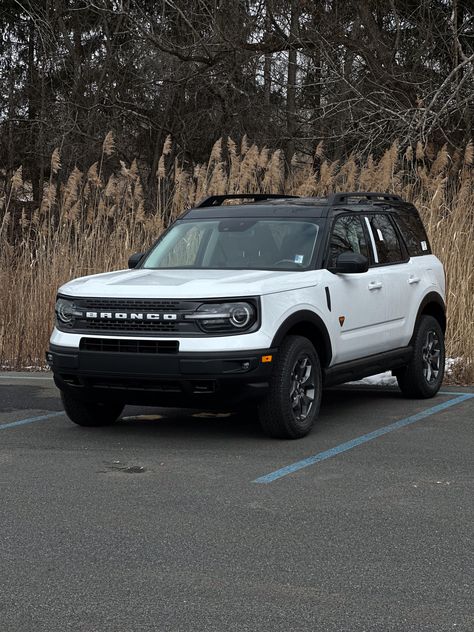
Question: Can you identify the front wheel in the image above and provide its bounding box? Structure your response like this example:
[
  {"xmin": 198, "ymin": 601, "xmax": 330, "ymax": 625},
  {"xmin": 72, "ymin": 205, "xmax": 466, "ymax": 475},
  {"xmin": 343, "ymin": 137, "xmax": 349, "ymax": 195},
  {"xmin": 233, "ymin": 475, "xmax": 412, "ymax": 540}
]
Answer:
[
  {"xmin": 258, "ymin": 335, "xmax": 322, "ymax": 439},
  {"xmin": 397, "ymin": 315, "xmax": 445, "ymax": 398},
  {"xmin": 61, "ymin": 392, "xmax": 124, "ymax": 427}
]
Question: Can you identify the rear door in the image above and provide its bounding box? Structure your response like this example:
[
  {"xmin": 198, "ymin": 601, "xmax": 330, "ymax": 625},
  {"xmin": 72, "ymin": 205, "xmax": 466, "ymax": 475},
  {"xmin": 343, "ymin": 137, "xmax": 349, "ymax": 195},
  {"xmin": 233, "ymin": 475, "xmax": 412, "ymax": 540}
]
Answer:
[{"xmin": 363, "ymin": 212, "xmax": 412, "ymax": 349}]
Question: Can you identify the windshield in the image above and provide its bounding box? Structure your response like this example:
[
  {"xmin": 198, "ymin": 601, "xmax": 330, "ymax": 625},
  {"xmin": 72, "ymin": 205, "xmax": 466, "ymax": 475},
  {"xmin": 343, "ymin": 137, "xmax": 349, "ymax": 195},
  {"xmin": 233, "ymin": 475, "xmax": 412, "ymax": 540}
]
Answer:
[{"xmin": 142, "ymin": 219, "xmax": 320, "ymax": 271}]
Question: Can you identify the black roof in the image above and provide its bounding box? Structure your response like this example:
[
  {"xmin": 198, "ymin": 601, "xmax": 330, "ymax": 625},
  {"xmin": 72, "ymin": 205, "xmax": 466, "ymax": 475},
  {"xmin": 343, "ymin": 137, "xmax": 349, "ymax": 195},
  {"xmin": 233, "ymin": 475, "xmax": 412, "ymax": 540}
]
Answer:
[{"xmin": 181, "ymin": 192, "xmax": 415, "ymax": 220}]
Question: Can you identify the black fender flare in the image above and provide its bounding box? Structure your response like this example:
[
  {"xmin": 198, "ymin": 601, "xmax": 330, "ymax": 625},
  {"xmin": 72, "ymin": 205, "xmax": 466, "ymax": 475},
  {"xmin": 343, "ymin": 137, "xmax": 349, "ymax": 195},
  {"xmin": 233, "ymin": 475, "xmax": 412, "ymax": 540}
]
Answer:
[
  {"xmin": 271, "ymin": 310, "xmax": 333, "ymax": 367},
  {"xmin": 412, "ymin": 291, "xmax": 446, "ymax": 336}
]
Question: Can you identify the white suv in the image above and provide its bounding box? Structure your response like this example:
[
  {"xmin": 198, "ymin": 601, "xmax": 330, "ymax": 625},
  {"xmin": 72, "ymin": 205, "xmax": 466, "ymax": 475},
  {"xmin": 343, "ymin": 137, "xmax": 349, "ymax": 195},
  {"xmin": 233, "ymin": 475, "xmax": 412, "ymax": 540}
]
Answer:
[{"xmin": 47, "ymin": 192, "xmax": 446, "ymax": 438}]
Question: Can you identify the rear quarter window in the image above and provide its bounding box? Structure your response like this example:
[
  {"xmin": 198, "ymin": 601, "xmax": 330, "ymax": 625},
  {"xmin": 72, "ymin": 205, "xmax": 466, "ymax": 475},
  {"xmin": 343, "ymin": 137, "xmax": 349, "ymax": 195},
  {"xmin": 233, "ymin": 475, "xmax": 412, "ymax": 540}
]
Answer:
[{"xmin": 393, "ymin": 210, "xmax": 431, "ymax": 256}]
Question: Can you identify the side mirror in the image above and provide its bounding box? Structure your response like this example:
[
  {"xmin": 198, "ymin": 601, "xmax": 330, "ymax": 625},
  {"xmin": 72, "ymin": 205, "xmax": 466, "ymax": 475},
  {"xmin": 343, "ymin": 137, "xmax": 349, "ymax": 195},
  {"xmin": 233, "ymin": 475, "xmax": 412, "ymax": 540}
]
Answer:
[
  {"xmin": 332, "ymin": 252, "xmax": 369, "ymax": 274},
  {"xmin": 128, "ymin": 252, "xmax": 144, "ymax": 269}
]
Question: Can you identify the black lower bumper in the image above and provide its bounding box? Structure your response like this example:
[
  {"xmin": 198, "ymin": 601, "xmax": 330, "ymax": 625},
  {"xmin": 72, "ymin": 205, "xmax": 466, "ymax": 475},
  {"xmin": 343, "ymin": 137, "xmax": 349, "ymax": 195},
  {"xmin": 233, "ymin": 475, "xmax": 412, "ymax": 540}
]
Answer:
[{"xmin": 47, "ymin": 344, "xmax": 276, "ymax": 408}]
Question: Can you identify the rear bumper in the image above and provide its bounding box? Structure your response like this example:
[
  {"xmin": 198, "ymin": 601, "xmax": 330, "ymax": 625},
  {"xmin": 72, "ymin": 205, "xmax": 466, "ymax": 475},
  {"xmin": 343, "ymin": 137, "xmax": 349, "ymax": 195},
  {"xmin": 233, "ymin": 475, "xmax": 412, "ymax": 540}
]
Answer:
[{"xmin": 47, "ymin": 344, "xmax": 276, "ymax": 408}]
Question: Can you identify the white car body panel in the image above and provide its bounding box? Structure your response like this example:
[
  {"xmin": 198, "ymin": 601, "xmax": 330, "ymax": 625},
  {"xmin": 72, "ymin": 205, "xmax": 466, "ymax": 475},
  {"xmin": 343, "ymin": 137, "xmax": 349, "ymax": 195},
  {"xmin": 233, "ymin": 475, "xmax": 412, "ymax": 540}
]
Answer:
[
  {"xmin": 401, "ymin": 255, "xmax": 445, "ymax": 346},
  {"xmin": 322, "ymin": 269, "xmax": 389, "ymax": 363},
  {"xmin": 58, "ymin": 268, "xmax": 319, "ymax": 300}
]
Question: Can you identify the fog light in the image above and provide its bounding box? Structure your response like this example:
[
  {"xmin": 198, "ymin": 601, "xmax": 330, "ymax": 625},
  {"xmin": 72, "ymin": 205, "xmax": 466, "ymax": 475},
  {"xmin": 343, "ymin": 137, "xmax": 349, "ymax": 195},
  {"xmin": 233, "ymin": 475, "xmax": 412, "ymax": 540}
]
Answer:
[{"xmin": 45, "ymin": 352, "xmax": 54, "ymax": 366}]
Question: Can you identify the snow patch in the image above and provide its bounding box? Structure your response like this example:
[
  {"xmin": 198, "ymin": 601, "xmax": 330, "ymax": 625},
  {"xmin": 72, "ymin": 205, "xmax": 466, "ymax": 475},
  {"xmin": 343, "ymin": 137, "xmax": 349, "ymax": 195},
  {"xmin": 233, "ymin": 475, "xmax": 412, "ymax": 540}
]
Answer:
[
  {"xmin": 445, "ymin": 357, "xmax": 461, "ymax": 375},
  {"xmin": 347, "ymin": 371, "xmax": 398, "ymax": 387}
]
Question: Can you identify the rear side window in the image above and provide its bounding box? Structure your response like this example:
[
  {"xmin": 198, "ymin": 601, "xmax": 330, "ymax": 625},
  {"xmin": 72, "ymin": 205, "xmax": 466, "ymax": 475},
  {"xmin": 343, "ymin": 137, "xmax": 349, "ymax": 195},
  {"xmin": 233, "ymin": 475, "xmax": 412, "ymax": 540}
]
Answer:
[
  {"xmin": 367, "ymin": 214, "xmax": 405, "ymax": 264},
  {"xmin": 393, "ymin": 210, "xmax": 431, "ymax": 256}
]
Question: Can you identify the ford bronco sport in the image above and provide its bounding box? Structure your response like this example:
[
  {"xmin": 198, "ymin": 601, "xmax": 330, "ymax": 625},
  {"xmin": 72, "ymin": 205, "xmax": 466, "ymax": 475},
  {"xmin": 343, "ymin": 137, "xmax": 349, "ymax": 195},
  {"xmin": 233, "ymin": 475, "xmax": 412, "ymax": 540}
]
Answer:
[{"xmin": 47, "ymin": 192, "xmax": 446, "ymax": 438}]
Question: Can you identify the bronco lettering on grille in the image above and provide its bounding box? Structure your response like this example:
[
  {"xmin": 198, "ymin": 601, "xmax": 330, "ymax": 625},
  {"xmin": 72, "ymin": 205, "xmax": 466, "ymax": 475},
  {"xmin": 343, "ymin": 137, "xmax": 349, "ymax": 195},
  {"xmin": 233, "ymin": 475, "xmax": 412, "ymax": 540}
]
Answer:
[{"xmin": 84, "ymin": 311, "xmax": 178, "ymax": 321}]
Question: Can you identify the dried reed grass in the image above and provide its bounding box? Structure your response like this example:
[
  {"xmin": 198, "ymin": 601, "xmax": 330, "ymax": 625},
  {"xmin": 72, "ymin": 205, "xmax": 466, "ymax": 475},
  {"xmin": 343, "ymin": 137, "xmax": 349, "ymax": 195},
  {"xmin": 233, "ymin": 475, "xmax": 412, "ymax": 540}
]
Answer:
[{"xmin": 1, "ymin": 135, "xmax": 473, "ymax": 382}]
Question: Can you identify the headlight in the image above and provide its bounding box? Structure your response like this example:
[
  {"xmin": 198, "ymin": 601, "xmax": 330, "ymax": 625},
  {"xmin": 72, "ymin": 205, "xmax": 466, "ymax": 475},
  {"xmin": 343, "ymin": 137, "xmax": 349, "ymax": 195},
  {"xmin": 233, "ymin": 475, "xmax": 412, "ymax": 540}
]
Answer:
[
  {"xmin": 185, "ymin": 301, "xmax": 257, "ymax": 333},
  {"xmin": 229, "ymin": 304, "xmax": 252, "ymax": 328},
  {"xmin": 55, "ymin": 297, "xmax": 82, "ymax": 325}
]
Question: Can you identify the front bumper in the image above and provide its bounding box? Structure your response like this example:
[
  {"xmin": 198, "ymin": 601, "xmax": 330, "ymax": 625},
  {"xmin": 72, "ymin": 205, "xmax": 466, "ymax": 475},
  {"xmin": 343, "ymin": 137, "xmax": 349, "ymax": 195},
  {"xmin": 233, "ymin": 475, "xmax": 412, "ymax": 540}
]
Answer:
[{"xmin": 47, "ymin": 344, "xmax": 277, "ymax": 408}]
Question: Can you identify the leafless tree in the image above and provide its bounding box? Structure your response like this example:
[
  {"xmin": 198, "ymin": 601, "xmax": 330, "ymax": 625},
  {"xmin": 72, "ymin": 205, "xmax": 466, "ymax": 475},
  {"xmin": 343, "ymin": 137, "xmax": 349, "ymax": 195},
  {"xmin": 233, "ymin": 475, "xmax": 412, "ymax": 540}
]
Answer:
[{"xmin": 0, "ymin": 0, "xmax": 473, "ymax": 200}]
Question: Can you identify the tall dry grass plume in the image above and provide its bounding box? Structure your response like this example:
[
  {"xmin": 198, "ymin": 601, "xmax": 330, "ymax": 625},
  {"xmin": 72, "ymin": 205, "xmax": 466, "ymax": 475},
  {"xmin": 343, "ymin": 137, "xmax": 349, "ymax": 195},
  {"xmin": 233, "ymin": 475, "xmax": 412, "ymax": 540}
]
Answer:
[{"xmin": 1, "ymin": 135, "xmax": 473, "ymax": 382}]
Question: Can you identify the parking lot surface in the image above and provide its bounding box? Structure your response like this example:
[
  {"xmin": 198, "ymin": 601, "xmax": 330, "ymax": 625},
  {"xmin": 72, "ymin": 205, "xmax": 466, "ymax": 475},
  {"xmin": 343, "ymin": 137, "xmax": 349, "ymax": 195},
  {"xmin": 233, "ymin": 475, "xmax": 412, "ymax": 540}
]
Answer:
[{"xmin": 1, "ymin": 372, "xmax": 473, "ymax": 632}]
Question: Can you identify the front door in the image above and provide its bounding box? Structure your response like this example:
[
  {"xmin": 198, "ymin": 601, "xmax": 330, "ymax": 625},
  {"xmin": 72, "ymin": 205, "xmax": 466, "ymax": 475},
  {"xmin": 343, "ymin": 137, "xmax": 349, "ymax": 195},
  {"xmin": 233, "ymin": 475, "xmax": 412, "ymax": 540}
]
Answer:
[{"xmin": 325, "ymin": 214, "xmax": 388, "ymax": 364}]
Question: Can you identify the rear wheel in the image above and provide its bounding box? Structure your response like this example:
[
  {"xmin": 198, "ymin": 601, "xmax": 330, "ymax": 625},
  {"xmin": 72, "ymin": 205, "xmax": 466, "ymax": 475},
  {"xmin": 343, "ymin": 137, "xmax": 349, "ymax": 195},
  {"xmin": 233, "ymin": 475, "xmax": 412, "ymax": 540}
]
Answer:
[
  {"xmin": 61, "ymin": 391, "xmax": 123, "ymax": 427},
  {"xmin": 258, "ymin": 335, "xmax": 322, "ymax": 439},
  {"xmin": 397, "ymin": 315, "xmax": 445, "ymax": 398}
]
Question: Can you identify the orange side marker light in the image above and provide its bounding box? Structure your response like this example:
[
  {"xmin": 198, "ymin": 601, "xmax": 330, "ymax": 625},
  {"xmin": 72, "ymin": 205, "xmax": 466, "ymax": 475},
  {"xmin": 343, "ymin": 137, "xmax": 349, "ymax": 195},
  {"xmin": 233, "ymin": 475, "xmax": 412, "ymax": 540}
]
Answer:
[{"xmin": 261, "ymin": 355, "xmax": 273, "ymax": 363}]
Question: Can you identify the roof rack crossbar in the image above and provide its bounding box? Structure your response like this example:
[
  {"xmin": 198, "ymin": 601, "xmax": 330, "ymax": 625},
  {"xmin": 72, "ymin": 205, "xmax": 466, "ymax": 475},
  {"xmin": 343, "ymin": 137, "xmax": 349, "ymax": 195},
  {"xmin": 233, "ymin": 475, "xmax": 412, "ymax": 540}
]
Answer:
[
  {"xmin": 196, "ymin": 194, "xmax": 300, "ymax": 208},
  {"xmin": 328, "ymin": 192, "xmax": 403, "ymax": 205}
]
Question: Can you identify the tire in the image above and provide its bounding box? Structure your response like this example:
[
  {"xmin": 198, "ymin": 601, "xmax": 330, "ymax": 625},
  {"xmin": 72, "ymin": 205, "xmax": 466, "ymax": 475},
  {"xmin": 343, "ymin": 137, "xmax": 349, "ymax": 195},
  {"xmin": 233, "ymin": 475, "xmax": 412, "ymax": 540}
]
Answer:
[
  {"xmin": 61, "ymin": 391, "xmax": 123, "ymax": 427},
  {"xmin": 258, "ymin": 335, "xmax": 322, "ymax": 439},
  {"xmin": 397, "ymin": 315, "xmax": 445, "ymax": 398}
]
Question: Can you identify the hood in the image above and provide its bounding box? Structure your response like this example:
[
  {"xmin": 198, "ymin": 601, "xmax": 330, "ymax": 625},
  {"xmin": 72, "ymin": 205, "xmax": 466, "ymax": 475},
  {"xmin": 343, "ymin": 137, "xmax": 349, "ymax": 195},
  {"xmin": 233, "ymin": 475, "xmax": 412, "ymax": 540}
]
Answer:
[{"xmin": 58, "ymin": 268, "xmax": 318, "ymax": 299}]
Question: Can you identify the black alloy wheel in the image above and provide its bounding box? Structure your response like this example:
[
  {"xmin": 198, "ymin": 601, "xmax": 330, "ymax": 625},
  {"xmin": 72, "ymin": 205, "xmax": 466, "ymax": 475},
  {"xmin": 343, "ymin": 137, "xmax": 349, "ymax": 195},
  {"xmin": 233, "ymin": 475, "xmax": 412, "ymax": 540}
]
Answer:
[
  {"xmin": 397, "ymin": 315, "xmax": 445, "ymax": 398},
  {"xmin": 421, "ymin": 328, "xmax": 442, "ymax": 384},
  {"xmin": 258, "ymin": 335, "xmax": 322, "ymax": 439},
  {"xmin": 290, "ymin": 354, "xmax": 316, "ymax": 422}
]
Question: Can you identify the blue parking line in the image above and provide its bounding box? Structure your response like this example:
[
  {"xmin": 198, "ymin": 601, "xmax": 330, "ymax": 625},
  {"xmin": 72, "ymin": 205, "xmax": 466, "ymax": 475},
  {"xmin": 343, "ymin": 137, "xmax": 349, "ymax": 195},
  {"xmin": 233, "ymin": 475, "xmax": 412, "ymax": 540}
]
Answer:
[
  {"xmin": 0, "ymin": 411, "xmax": 63, "ymax": 431},
  {"xmin": 0, "ymin": 375, "xmax": 53, "ymax": 380},
  {"xmin": 253, "ymin": 393, "xmax": 474, "ymax": 484},
  {"xmin": 439, "ymin": 390, "xmax": 471, "ymax": 395}
]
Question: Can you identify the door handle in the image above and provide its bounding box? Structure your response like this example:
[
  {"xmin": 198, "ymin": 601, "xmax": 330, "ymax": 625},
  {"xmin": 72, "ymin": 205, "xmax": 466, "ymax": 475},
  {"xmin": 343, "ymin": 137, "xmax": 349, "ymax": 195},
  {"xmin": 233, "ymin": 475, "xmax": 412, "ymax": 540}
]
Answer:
[
  {"xmin": 408, "ymin": 276, "xmax": 421, "ymax": 284},
  {"xmin": 368, "ymin": 281, "xmax": 383, "ymax": 290}
]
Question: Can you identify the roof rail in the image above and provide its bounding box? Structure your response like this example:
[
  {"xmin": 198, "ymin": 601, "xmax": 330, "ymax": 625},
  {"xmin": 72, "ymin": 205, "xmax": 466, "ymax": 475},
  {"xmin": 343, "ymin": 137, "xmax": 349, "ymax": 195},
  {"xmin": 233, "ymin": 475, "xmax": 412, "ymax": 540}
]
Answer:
[
  {"xmin": 328, "ymin": 192, "xmax": 403, "ymax": 205},
  {"xmin": 196, "ymin": 194, "xmax": 300, "ymax": 208}
]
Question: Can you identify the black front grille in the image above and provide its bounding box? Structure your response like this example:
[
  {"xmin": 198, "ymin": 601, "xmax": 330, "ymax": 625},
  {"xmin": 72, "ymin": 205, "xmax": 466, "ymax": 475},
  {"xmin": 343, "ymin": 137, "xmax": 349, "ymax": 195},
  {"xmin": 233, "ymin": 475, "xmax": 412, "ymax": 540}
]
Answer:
[
  {"xmin": 77, "ymin": 298, "xmax": 183, "ymax": 311},
  {"xmin": 67, "ymin": 297, "xmax": 201, "ymax": 335},
  {"xmin": 78, "ymin": 320, "xmax": 180, "ymax": 332},
  {"xmin": 80, "ymin": 338, "xmax": 179, "ymax": 354}
]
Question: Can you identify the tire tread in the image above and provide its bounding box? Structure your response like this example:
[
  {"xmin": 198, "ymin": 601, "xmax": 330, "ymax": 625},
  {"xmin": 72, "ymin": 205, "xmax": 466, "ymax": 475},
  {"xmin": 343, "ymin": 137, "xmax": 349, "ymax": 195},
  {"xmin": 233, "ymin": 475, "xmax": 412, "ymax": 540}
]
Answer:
[
  {"xmin": 61, "ymin": 392, "xmax": 123, "ymax": 427},
  {"xmin": 258, "ymin": 335, "xmax": 322, "ymax": 439},
  {"xmin": 397, "ymin": 315, "xmax": 445, "ymax": 399}
]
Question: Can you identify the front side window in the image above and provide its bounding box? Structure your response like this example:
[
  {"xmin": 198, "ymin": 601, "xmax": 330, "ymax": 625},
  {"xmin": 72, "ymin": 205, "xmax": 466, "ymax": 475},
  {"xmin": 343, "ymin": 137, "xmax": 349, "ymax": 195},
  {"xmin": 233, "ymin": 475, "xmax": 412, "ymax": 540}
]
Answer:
[
  {"xmin": 142, "ymin": 219, "xmax": 320, "ymax": 271},
  {"xmin": 368, "ymin": 214, "xmax": 404, "ymax": 264},
  {"xmin": 328, "ymin": 215, "xmax": 369, "ymax": 267}
]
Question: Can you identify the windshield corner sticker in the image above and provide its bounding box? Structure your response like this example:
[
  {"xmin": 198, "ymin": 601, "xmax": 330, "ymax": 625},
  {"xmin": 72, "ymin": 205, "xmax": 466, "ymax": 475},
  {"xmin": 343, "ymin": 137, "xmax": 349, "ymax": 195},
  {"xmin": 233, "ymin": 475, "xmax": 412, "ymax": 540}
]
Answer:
[
  {"xmin": 421, "ymin": 240, "xmax": 428, "ymax": 251},
  {"xmin": 339, "ymin": 315, "xmax": 345, "ymax": 327},
  {"xmin": 294, "ymin": 254, "xmax": 304, "ymax": 264}
]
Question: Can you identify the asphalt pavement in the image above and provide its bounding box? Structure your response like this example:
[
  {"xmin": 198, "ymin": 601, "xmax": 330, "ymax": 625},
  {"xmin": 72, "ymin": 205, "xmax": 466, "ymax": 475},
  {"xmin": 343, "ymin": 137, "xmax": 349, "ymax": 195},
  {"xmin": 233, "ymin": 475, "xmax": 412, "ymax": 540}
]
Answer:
[{"xmin": 0, "ymin": 372, "xmax": 473, "ymax": 632}]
